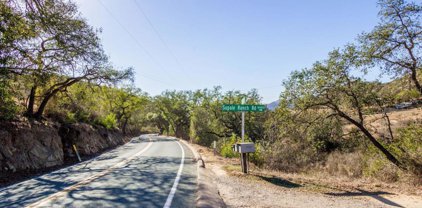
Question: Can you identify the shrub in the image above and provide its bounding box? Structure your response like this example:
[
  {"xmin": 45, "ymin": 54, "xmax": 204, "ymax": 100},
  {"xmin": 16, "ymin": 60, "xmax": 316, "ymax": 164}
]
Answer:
[
  {"xmin": 189, "ymin": 107, "xmax": 219, "ymax": 146},
  {"xmin": 394, "ymin": 89, "xmax": 420, "ymax": 103},
  {"xmin": 65, "ymin": 112, "xmax": 77, "ymax": 123},
  {"xmin": 388, "ymin": 122, "xmax": 422, "ymax": 176},
  {"xmin": 97, "ymin": 113, "xmax": 117, "ymax": 129},
  {"xmin": 249, "ymin": 142, "xmax": 264, "ymax": 167},
  {"xmin": 363, "ymin": 154, "xmax": 400, "ymax": 182},
  {"xmin": 325, "ymin": 151, "xmax": 364, "ymax": 178},
  {"xmin": 220, "ymin": 134, "xmax": 238, "ymax": 158},
  {"xmin": 0, "ymin": 78, "xmax": 17, "ymax": 120}
]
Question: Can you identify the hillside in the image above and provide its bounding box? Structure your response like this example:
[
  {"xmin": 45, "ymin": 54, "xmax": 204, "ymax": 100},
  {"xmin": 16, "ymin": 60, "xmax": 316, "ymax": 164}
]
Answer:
[
  {"xmin": 266, "ymin": 100, "xmax": 280, "ymax": 111},
  {"xmin": 379, "ymin": 73, "xmax": 422, "ymax": 103}
]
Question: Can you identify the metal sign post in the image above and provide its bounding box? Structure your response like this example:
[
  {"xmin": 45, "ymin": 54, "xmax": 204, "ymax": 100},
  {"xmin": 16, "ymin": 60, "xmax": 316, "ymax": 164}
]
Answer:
[
  {"xmin": 222, "ymin": 98, "xmax": 266, "ymax": 174},
  {"xmin": 241, "ymin": 98, "xmax": 246, "ymax": 173},
  {"xmin": 241, "ymin": 97, "xmax": 246, "ymax": 143}
]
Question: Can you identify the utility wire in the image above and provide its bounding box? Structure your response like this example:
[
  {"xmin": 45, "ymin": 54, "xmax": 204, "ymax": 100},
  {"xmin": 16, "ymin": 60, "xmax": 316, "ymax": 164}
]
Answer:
[
  {"xmin": 96, "ymin": 0, "xmax": 174, "ymax": 87},
  {"xmin": 132, "ymin": 0, "xmax": 191, "ymax": 78}
]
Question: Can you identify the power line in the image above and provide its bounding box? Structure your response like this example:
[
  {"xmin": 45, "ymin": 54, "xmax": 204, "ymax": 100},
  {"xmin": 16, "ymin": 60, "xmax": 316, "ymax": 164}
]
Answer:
[
  {"xmin": 132, "ymin": 0, "xmax": 190, "ymax": 78},
  {"xmin": 96, "ymin": 0, "xmax": 173, "ymax": 87}
]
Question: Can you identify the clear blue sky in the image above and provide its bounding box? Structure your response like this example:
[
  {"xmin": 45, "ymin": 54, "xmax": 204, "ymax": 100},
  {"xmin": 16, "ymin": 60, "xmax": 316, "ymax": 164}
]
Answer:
[{"xmin": 74, "ymin": 0, "xmax": 382, "ymax": 103}]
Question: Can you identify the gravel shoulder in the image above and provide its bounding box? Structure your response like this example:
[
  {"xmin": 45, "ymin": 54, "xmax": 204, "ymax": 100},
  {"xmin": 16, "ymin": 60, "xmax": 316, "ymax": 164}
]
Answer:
[{"xmin": 189, "ymin": 143, "xmax": 422, "ymax": 208}]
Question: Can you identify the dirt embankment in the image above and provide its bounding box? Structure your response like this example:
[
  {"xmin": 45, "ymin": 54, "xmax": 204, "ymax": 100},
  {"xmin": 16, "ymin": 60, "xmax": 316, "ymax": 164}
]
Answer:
[{"xmin": 0, "ymin": 119, "xmax": 134, "ymax": 186}]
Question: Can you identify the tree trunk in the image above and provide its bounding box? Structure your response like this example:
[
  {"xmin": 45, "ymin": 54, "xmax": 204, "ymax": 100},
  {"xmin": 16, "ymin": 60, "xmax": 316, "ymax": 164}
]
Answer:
[
  {"xmin": 25, "ymin": 86, "xmax": 36, "ymax": 116},
  {"xmin": 340, "ymin": 113, "xmax": 407, "ymax": 170},
  {"xmin": 358, "ymin": 125, "xmax": 405, "ymax": 169},
  {"xmin": 35, "ymin": 86, "xmax": 64, "ymax": 119},
  {"xmin": 34, "ymin": 78, "xmax": 81, "ymax": 119},
  {"xmin": 410, "ymin": 68, "xmax": 422, "ymax": 96},
  {"xmin": 122, "ymin": 117, "xmax": 128, "ymax": 135},
  {"xmin": 34, "ymin": 92, "xmax": 54, "ymax": 119}
]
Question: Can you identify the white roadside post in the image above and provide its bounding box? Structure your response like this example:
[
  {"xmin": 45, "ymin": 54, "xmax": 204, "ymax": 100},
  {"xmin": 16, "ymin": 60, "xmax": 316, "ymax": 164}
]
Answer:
[{"xmin": 73, "ymin": 144, "xmax": 82, "ymax": 162}]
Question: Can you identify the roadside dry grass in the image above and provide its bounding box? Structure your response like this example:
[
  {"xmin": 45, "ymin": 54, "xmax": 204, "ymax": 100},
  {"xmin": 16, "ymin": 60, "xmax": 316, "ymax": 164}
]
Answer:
[
  {"xmin": 190, "ymin": 142, "xmax": 422, "ymax": 208},
  {"xmin": 344, "ymin": 107, "xmax": 422, "ymax": 136}
]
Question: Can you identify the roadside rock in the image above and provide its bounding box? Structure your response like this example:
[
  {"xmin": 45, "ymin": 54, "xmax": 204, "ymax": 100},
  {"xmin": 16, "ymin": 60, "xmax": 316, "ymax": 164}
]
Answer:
[
  {"xmin": 0, "ymin": 121, "xmax": 63, "ymax": 171},
  {"xmin": 59, "ymin": 123, "xmax": 127, "ymax": 156},
  {"xmin": 1, "ymin": 120, "xmax": 130, "ymax": 174}
]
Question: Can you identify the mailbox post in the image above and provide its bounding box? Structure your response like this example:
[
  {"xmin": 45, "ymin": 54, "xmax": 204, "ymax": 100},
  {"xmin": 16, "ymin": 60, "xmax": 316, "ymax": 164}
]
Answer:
[{"xmin": 238, "ymin": 143, "xmax": 255, "ymax": 173}]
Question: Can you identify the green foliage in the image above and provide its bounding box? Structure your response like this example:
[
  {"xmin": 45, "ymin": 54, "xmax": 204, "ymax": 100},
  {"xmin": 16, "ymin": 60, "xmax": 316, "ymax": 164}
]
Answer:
[
  {"xmin": 362, "ymin": 143, "xmax": 402, "ymax": 182},
  {"xmin": 0, "ymin": 67, "xmax": 18, "ymax": 120},
  {"xmin": 281, "ymin": 45, "xmax": 408, "ymax": 170},
  {"xmin": 0, "ymin": 83, "xmax": 18, "ymax": 120},
  {"xmin": 220, "ymin": 134, "xmax": 239, "ymax": 158},
  {"xmin": 263, "ymin": 105, "xmax": 343, "ymax": 172},
  {"xmin": 249, "ymin": 142, "xmax": 264, "ymax": 167},
  {"xmin": 97, "ymin": 113, "xmax": 117, "ymax": 129},
  {"xmin": 360, "ymin": 0, "xmax": 422, "ymax": 95},
  {"xmin": 1, "ymin": 0, "xmax": 133, "ymax": 119},
  {"xmin": 189, "ymin": 107, "xmax": 219, "ymax": 146},
  {"xmin": 388, "ymin": 122, "xmax": 422, "ymax": 175},
  {"xmin": 0, "ymin": 1, "xmax": 27, "ymax": 120},
  {"xmin": 105, "ymin": 85, "xmax": 149, "ymax": 133},
  {"xmin": 65, "ymin": 112, "xmax": 77, "ymax": 123},
  {"xmin": 394, "ymin": 89, "xmax": 420, "ymax": 103},
  {"xmin": 153, "ymin": 90, "xmax": 192, "ymax": 138},
  {"xmin": 357, "ymin": 122, "xmax": 422, "ymax": 181}
]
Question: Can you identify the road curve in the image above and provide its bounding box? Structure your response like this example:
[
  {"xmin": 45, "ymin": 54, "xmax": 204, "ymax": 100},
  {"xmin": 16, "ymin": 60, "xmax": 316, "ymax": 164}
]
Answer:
[{"xmin": 0, "ymin": 135, "xmax": 197, "ymax": 208}]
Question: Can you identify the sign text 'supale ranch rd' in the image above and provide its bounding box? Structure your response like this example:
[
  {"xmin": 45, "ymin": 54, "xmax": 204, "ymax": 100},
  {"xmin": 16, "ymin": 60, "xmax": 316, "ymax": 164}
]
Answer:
[{"xmin": 221, "ymin": 104, "xmax": 266, "ymax": 112}]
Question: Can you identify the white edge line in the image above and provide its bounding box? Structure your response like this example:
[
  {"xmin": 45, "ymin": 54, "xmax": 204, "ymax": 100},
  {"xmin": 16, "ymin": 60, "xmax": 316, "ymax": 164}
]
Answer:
[
  {"xmin": 178, "ymin": 139, "xmax": 200, "ymax": 183},
  {"xmin": 163, "ymin": 140, "xmax": 185, "ymax": 208},
  {"xmin": 26, "ymin": 136, "xmax": 154, "ymax": 208}
]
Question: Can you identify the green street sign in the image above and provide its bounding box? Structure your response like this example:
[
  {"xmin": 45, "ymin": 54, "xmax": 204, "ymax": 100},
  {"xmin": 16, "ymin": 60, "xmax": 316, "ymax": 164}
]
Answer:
[{"xmin": 222, "ymin": 104, "xmax": 266, "ymax": 112}]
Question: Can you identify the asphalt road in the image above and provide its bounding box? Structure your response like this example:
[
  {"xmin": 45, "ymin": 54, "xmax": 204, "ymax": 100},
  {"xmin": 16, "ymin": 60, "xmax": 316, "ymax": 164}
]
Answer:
[{"xmin": 0, "ymin": 135, "xmax": 197, "ymax": 208}]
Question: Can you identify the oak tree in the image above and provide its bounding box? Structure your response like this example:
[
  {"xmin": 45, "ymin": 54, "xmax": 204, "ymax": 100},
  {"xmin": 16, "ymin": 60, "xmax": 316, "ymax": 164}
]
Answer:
[{"xmin": 361, "ymin": 0, "xmax": 422, "ymax": 95}]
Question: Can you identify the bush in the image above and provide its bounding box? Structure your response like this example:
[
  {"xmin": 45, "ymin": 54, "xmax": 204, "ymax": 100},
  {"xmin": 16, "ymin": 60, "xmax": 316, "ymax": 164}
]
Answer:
[
  {"xmin": 388, "ymin": 122, "xmax": 422, "ymax": 176},
  {"xmin": 0, "ymin": 93, "xmax": 17, "ymax": 120},
  {"xmin": 218, "ymin": 134, "xmax": 265, "ymax": 167},
  {"xmin": 0, "ymin": 78, "xmax": 18, "ymax": 120},
  {"xmin": 325, "ymin": 151, "xmax": 364, "ymax": 178},
  {"xmin": 363, "ymin": 154, "xmax": 401, "ymax": 182},
  {"xmin": 262, "ymin": 110, "xmax": 342, "ymax": 172},
  {"xmin": 249, "ymin": 142, "xmax": 264, "ymax": 167},
  {"xmin": 189, "ymin": 107, "xmax": 219, "ymax": 146},
  {"xmin": 220, "ymin": 134, "xmax": 239, "ymax": 158},
  {"xmin": 97, "ymin": 113, "xmax": 117, "ymax": 129},
  {"xmin": 394, "ymin": 89, "xmax": 420, "ymax": 103},
  {"xmin": 65, "ymin": 112, "xmax": 77, "ymax": 123}
]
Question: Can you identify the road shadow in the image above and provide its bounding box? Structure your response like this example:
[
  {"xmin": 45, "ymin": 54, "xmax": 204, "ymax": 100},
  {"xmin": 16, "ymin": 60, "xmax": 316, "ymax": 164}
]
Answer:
[
  {"xmin": 325, "ymin": 188, "xmax": 403, "ymax": 207},
  {"xmin": 151, "ymin": 137, "xmax": 178, "ymax": 142},
  {"xmin": 130, "ymin": 136, "xmax": 176, "ymax": 143},
  {"xmin": 0, "ymin": 136, "xmax": 197, "ymax": 208},
  {"xmin": 0, "ymin": 155, "xmax": 197, "ymax": 208},
  {"xmin": 257, "ymin": 175, "xmax": 302, "ymax": 188},
  {"xmin": 0, "ymin": 175, "xmax": 80, "ymax": 207},
  {"xmin": 61, "ymin": 156, "xmax": 197, "ymax": 208}
]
